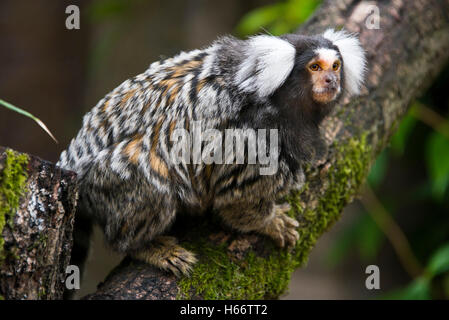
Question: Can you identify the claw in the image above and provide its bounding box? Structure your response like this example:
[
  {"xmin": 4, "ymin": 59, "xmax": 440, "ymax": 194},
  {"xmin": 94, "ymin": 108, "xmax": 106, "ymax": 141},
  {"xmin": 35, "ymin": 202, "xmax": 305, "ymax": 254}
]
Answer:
[
  {"xmin": 133, "ymin": 236, "xmax": 197, "ymax": 277},
  {"xmin": 262, "ymin": 203, "xmax": 300, "ymax": 249}
]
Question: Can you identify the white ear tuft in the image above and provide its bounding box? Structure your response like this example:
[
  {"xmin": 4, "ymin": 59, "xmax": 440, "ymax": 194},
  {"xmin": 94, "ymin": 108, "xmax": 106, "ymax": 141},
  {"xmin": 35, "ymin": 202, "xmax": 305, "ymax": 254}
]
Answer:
[
  {"xmin": 235, "ymin": 35, "xmax": 296, "ymax": 99},
  {"xmin": 323, "ymin": 28, "xmax": 367, "ymax": 96}
]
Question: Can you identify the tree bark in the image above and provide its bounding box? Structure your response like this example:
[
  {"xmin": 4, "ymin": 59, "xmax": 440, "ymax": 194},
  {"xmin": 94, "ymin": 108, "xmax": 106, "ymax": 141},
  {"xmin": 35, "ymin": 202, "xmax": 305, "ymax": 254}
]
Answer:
[
  {"xmin": 0, "ymin": 147, "xmax": 77, "ymax": 299},
  {"xmin": 82, "ymin": 0, "xmax": 449, "ymax": 300}
]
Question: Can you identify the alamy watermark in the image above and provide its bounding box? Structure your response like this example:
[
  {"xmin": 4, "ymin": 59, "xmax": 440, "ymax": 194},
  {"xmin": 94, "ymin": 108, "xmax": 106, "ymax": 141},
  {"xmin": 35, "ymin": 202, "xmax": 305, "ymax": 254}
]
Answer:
[
  {"xmin": 365, "ymin": 4, "xmax": 380, "ymax": 30},
  {"xmin": 65, "ymin": 5, "xmax": 80, "ymax": 30},
  {"xmin": 365, "ymin": 265, "xmax": 380, "ymax": 290},
  {"xmin": 65, "ymin": 265, "xmax": 80, "ymax": 290},
  {"xmin": 170, "ymin": 120, "xmax": 279, "ymax": 175}
]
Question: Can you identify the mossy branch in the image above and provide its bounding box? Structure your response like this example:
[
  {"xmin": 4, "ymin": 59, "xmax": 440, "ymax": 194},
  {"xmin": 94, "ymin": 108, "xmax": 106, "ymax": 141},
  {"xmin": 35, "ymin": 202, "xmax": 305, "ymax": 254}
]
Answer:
[{"xmin": 0, "ymin": 147, "xmax": 78, "ymax": 299}]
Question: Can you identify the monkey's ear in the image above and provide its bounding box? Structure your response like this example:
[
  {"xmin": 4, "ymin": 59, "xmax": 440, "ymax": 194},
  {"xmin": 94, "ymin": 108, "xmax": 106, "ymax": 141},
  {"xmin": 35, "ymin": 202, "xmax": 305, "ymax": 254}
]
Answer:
[
  {"xmin": 234, "ymin": 35, "xmax": 296, "ymax": 99},
  {"xmin": 323, "ymin": 29, "xmax": 367, "ymax": 96}
]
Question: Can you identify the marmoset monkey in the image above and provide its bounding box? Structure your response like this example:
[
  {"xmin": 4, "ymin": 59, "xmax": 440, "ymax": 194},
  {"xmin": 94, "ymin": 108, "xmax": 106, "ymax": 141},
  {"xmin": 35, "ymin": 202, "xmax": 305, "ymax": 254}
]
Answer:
[{"xmin": 58, "ymin": 29, "xmax": 366, "ymax": 277}]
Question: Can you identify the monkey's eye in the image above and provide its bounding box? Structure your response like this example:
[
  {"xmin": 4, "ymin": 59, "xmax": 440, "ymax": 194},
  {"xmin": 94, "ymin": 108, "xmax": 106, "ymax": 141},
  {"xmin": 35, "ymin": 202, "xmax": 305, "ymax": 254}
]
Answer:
[
  {"xmin": 332, "ymin": 61, "xmax": 341, "ymax": 71},
  {"xmin": 309, "ymin": 64, "xmax": 320, "ymax": 71}
]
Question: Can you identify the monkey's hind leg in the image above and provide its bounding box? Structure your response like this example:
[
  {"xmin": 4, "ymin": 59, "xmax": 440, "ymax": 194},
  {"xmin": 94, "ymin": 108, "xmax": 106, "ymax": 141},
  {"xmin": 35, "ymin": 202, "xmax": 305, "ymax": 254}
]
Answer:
[
  {"xmin": 81, "ymin": 159, "xmax": 197, "ymax": 277},
  {"xmin": 132, "ymin": 236, "xmax": 197, "ymax": 277}
]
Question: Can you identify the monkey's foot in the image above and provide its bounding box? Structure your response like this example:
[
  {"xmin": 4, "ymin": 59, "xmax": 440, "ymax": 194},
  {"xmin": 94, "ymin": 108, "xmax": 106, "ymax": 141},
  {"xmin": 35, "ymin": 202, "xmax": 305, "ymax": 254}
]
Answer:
[
  {"xmin": 132, "ymin": 236, "xmax": 197, "ymax": 277},
  {"xmin": 262, "ymin": 203, "xmax": 299, "ymax": 248}
]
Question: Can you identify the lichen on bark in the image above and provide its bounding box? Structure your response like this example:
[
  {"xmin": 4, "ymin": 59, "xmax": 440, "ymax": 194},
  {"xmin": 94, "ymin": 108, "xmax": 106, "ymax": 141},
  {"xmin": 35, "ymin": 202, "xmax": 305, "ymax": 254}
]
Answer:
[{"xmin": 0, "ymin": 146, "xmax": 78, "ymax": 299}]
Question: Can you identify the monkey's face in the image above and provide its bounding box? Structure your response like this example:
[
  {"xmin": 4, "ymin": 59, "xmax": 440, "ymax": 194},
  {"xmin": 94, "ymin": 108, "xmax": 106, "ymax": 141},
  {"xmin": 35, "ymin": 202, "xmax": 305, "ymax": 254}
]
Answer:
[
  {"xmin": 307, "ymin": 48, "xmax": 342, "ymax": 104},
  {"xmin": 248, "ymin": 31, "xmax": 365, "ymax": 114}
]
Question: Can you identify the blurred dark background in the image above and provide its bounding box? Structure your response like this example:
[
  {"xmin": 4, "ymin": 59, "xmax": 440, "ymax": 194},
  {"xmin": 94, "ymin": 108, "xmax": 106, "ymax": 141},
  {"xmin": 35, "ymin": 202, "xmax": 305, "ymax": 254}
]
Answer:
[{"xmin": 1, "ymin": 0, "xmax": 448, "ymax": 299}]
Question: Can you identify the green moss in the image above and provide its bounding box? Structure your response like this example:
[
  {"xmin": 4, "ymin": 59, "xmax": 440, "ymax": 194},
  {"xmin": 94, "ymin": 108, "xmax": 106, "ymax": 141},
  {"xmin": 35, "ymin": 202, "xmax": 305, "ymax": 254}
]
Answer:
[
  {"xmin": 0, "ymin": 149, "xmax": 29, "ymax": 263},
  {"xmin": 292, "ymin": 134, "xmax": 372, "ymax": 267},
  {"xmin": 177, "ymin": 134, "xmax": 372, "ymax": 299},
  {"xmin": 177, "ymin": 237, "xmax": 298, "ymax": 299}
]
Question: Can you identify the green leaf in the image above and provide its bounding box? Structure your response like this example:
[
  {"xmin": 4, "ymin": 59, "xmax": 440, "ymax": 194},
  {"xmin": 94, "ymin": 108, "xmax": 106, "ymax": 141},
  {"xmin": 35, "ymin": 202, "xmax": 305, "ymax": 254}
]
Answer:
[
  {"xmin": 390, "ymin": 113, "xmax": 417, "ymax": 156},
  {"xmin": 235, "ymin": 4, "xmax": 284, "ymax": 36},
  {"xmin": 384, "ymin": 243, "xmax": 449, "ymax": 300},
  {"xmin": 285, "ymin": 0, "xmax": 320, "ymax": 25},
  {"xmin": 382, "ymin": 277, "xmax": 431, "ymax": 300},
  {"xmin": 0, "ymin": 98, "xmax": 58, "ymax": 143},
  {"xmin": 427, "ymin": 243, "xmax": 449, "ymax": 277},
  {"xmin": 425, "ymin": 132, "xmax": 449, "ymax": 200},
  {"xmin": 235, "ymin": 0, "xmax": 322, "ymax": 36},
  {"xmin": 269, "ymin": 20, "xmax": 292, "ymax": 36}
]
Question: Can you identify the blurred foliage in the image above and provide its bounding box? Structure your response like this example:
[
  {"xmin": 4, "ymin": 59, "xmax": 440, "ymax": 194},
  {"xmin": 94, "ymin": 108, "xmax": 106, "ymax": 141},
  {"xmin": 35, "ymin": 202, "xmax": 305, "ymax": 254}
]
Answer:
[
  {"xmin": 235, "ymin": 0, "xmax": 321, "ymax": 36},
  {"xmin": 327, "ymin": 75, "xmax": 449, "ymax": 299},
  {"xmin": 87, "ymin": 0, "xmax": 145, "ymax": 22},
  {"xmin": 326, "ymin": 211, "xmax": 384, "ymax": 266},
  {"xmin": 426, "ymin": 131, "xmax": 449, "ymax": 200},
  {"xmin": 239, "ymin": 0, "xmax": 449, "ymax": 300},
  {"xmin": 382, "ymin": 243, "xmax": 449, "ymax": 299},
  {"xmin": 86, "ymin": 0, "xmax": 147, "ymax": 76}
]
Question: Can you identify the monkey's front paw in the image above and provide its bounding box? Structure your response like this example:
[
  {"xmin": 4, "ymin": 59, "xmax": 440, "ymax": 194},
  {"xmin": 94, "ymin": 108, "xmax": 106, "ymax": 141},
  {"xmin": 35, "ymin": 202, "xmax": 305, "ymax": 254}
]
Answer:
[
  {"xmin": 262, "ymin": 203, "xmax": 299, "ymax": 248},
  {"xmin": 133, "ymin": 236, "xmax": 197, "ymax": 277}
]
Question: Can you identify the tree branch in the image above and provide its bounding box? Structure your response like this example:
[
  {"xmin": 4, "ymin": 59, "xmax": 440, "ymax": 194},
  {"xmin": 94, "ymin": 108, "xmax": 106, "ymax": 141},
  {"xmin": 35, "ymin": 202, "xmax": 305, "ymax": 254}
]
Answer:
[{"xmin": 0, "ymin": 147, "xmax": 77, "ymax": 299}]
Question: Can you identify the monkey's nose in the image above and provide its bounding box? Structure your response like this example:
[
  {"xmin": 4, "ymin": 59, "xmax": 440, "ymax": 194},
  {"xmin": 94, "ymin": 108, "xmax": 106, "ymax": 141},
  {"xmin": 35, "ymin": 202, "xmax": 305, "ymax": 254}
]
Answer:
[
  {"xmin": 324, "ymin": 75, "xmax": 338, "ymax": 90},
  {"xmin": 325, "ymin": 74, "xmax": 337, "ymax": 84}
]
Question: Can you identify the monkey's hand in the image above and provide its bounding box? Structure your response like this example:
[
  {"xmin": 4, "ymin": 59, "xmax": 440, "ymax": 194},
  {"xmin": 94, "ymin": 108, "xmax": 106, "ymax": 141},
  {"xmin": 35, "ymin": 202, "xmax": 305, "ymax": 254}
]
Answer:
[{"xmin": 261, "ymin": 203, "xmax": 300, "ymax": 248}]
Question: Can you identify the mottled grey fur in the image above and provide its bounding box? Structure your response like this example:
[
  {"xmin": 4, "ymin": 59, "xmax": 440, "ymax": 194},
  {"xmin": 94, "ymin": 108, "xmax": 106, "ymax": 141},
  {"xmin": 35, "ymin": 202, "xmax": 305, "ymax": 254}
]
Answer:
[{"xmin": 58, "ymin": 30, "xmax": 365, "ymax": 276}]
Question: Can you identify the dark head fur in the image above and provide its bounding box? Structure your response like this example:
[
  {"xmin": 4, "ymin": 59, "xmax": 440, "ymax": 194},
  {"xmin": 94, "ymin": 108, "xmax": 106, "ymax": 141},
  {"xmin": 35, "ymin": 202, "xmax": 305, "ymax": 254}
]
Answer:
[{"xmin": 227, "ymin": 29, "xmax": 366, "ymax": 169}]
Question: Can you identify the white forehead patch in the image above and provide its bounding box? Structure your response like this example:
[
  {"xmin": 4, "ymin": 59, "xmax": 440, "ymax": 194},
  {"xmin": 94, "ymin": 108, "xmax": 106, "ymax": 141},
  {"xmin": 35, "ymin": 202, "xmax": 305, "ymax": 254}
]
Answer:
[
  {"xmin": 236, "ymin": 35, "xmax": 296, "ymax": 99},
  {"xmin": 314, "ymin": 48, "xmax": 339, "ymax": 64},
  {"xmin": 323, "ymin": 28, "xmax": 367, "ymax": 96}
]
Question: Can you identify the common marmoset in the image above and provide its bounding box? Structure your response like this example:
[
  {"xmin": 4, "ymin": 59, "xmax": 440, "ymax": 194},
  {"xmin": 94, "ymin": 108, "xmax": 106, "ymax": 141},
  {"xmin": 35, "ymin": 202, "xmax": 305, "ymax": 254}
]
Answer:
[{"xmin": 58, "ymin": 29, "xmax": 366, "ymax": 277}]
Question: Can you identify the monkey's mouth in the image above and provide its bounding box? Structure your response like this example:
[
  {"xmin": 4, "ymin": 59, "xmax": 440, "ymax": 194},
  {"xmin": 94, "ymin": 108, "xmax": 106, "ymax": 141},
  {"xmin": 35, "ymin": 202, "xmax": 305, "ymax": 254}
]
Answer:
[{"xmin": 312, "ymin": 86, "xmax": 340, "ymax": 103}]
